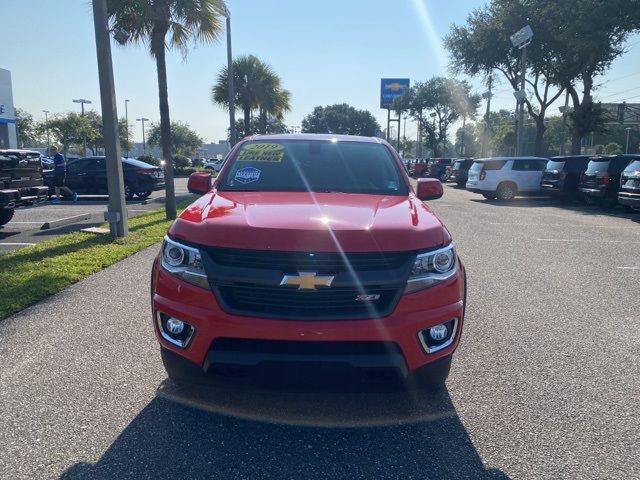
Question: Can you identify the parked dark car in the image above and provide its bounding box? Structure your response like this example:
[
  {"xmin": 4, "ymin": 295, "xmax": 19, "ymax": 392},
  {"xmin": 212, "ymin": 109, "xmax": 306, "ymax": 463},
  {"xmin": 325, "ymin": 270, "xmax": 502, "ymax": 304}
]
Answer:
[
  {"xmin": 43, "ymin": 156, "xmax": 165, "ymax": 200},
  {"xmin": 578, "ymin": 155, "xmax": 632, "ymax": 208},
  {"xmin": 540, "ymin": 155, "xmax": 591, "ymax": 201},
  {"xmin": 448, "ymin": 158, "xmax": 474, "ymax": 186},
  {"xmin": 426, "ymin": 158, "xmax": 455, "ymax": 181},
  {"xmin": 617, "ymin": 156, "xmax": 640, "ymax": 211},
  {"xmin": 0, "ymin": 149, "xmax": 49, "ymax": 226}
]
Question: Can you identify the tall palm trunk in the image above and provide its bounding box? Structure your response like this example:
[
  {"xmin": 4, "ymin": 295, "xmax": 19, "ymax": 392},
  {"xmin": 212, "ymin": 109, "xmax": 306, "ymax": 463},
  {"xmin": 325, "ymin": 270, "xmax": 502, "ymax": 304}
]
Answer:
[
  {"xmin": 152, "ymin": 22, "xmax": 176, "ymax": 220},
  {"xmin": 243, "ymin": 107, "xmax": 251, "ymax": 136},
  {"xmin": 259, "ymin": 107, "xmax": 267, "ymax": 134}
]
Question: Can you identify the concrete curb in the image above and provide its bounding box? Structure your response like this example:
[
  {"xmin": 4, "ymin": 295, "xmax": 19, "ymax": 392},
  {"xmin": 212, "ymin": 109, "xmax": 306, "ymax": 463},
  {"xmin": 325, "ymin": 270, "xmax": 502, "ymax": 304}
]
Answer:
[{"xmin": 40, "ymin": 213, "xmax": 93, "ymax": 230}]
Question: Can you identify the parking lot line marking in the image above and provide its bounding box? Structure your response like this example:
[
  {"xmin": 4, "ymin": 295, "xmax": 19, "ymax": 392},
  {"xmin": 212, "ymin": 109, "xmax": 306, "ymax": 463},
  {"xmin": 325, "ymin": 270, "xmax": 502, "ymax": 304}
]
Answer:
[
  {"xmin": 493, "ymin": 222, "xmax": 638, "ymax": 229},
  {"xmin": 537, "ymin": 238, "xmax": 640, "ymax": 244},
  {"xmin": 0, "ymin": 242, "xmax": 36, "ymax": 246},
  {"xmin": 5, "ymin": 221, "xmax": 44, "ymax": 224},
  {"xmin": 617, "ymin": 266, "xmax": 640, "ymax": 270}
]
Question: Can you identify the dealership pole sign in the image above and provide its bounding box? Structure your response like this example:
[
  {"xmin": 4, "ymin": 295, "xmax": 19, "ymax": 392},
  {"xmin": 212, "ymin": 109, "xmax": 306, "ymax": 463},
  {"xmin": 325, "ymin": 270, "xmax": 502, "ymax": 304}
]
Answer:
[{"xmin": 380, "ymin": 78, "xmax": 410, "ymax": 109}]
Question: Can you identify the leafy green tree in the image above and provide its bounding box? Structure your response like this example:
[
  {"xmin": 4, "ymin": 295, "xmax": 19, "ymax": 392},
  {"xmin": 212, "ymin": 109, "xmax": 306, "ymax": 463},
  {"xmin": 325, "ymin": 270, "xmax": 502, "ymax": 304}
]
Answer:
[
  {"xmin": 172, "ymin": 154, "xmax": 191, "ymax": 169},
  {"xmin": 212, "ymin": 54, "xmax": 291, "ymax": 135},
  {"xmin": 445, "ymin": 0, "xmax": 566, "ymax": 155},
  {"xmin": 137, "ymin": 154, "xmax": 160, "ymax": 166},
  {"xmin": 301, "ymin": 104, "xmax": 380, "ymax": 136},
  {"xmin": 41, "ymin": 113, "xmax": 95, "ymax": 155},
  {"xmin": 82, "ymin": 111, "xmax": 132, "ymax": 155},
  {"xmin": 603, "ymin": 142, "xmax": 623, "ymax": 154},
  {"xmin": 108, "ymin": 0, "xmax": 227, "ymax": 219},
  {"xmin": 455, "ymin": 124, "xmax": 479, "ymax": 157},
  {"xmin": 230, "ymin": 117, "xmax": 289, "ymax": 139},
  {"xmin": 14, "ymin": 108, "xmax": 43, "ymax": 148},
  {"xmin": 148, "ymin": 121, "xmax": 203, "ymax": 159}
]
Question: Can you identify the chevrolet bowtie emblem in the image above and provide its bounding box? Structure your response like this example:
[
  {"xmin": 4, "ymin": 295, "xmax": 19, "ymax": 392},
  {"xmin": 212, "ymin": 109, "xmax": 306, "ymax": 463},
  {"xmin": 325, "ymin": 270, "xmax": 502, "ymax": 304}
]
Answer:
[{"xmin": 280, "ymin": 271, "xmax": 335, "ymax": 290}]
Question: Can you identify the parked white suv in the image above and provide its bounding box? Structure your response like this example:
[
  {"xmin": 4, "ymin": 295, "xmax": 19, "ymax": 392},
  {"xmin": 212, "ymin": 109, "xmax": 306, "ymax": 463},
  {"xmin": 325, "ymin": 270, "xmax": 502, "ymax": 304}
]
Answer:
[
  {"xmin": 203, "ymin": 158, "xmax": 225, "ymax": 172},
  {"xmin": 466, "ymin": 157, "xmax": 549, "ymax": 201}
]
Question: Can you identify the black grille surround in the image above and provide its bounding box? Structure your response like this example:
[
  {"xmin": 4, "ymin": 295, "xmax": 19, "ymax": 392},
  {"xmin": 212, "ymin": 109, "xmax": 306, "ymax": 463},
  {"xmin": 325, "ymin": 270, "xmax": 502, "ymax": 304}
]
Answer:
[{"xmin": 200, "ymin": 247, "xmax": 417, "ymax": 320}]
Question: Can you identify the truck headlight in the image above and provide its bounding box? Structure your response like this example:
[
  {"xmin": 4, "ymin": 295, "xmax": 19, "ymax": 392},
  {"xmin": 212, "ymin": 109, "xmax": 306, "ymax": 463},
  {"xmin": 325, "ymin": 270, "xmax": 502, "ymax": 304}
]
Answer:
[
  {"xmin": 160, "ymin": 235, "xmax": 209, "ymax": 289},
  {"xmin": 405, "ymin": 244, "xmax": 457, "ymax": 293}
]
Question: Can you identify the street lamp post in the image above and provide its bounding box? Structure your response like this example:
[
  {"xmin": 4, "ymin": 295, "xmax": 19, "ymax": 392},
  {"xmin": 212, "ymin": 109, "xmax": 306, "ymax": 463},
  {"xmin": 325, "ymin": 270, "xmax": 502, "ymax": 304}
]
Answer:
[
  {"xmin": 481, "ymin": 74, "xmax": 492, "ymax": 157},
  {"xmin": 136, "ymin": 117, "xmax": 149, "ymax": 153},
  {"xmin": 430, "ymin": 112, "xmax": 437, "ymax": 156},
  {"xmin": 42, "ymin": 110, "xmax": 50, "ymax": 147},
  {"xmin": 124, "ymin": 99, "xmax": 130, "ymax": 157},
  {"xmin": 222, "ymin": 6, "xmax": 236, "ymax": 146},
  {"xmin": 626, "ymin": 127, "xmax": 632, "ymax": 154},
  {"xmin": 91, "ymin": 0, "xmax": 128, "ymax": 237},
  {"xmin": 73, "ymin": 98, "xmax": 92, "ymax": 155},
  {"xmin": 510, "ymin": 25, "xmax": 533, "ymax": 157},
  {"xmin": 559, "ymin": 91, "xmax": 570, "ymax": 155}
]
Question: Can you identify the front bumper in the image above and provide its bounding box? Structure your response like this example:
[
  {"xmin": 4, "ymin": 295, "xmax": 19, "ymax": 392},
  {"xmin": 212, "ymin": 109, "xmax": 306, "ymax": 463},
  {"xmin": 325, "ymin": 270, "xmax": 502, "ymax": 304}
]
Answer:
[
  {"xmin": 579, "ymin": 186, "xmax": 606, "ymax": 198},
  {"xmin": 151, "ymin": 256, "xmax": 466, "ymax": 376},
  {"xmin": 618, "ymin": 192, "xmax": 640, "ymax": 209}
]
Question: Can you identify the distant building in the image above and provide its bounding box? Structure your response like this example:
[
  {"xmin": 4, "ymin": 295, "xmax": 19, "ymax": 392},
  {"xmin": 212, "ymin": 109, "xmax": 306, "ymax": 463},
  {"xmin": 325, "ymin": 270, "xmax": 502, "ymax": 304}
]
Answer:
[
  {"xmin": 0, "ymin": 68, "xmax": 17, "ymax": 149},
  {"xmin": 125, "ymin": 140, "xmax": 230, "ymax": 160}
]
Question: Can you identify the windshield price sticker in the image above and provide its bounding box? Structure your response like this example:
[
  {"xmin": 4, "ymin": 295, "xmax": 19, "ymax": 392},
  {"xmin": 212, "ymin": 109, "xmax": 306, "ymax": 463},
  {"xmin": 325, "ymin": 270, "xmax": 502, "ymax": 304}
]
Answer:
[
  {"xmin": 237, "ymin": 143, "xmax": 284, "ymax": 162},
  {"xmin": 234, "ymin": 167, "xmax": 261, "ymax": 184}
]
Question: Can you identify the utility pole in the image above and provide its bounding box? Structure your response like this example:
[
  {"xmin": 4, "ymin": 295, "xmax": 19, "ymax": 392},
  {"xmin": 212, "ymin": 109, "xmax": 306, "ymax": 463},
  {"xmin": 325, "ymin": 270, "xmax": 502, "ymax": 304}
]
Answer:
[
  {"xmin": 460, "ymin": 115, "xmax": 466, "ymax": 156},
  {"xmin": 510, "ymin": 25, "xmax": 533, "ymax": 157},
  {"xmin": 481, "ymin": 74, "xmax": 492, "ymax": 157},
  {"xmin": 73, "ymin": 98, "xmax": 92, "ymax": 155},
  {"xmin": 626, "ymin": 127, "xmax": 632, "ymax": 154},
  {"xmin": 124, "ymin": 99, "xmax": 130, "ymax": 157},
  {"xmin": 42, "ymin": 110, "xmax": 50, "ymax": 147},
  {"xmin": 222, "ymin": 6, "xmax": 236, "ymax": 146},
  {"xmin": 559, "ymin": 91, "xmax": 570, "ymax": 155},
  {"xmin": 137, "ymin": 117, "xmax": 149, "ymax": 153},
  {"xmin": 91, "ymin": 0, "xmax": 128, "ymax": 237}
]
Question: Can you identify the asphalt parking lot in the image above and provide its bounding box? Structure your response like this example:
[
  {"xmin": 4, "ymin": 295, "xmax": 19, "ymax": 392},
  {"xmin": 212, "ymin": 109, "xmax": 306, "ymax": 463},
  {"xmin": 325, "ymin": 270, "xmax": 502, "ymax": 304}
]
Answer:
[
  {"xmin": 0, "ymin": 185, "xmax": 639, "ymax": 479},
  {"xmin": 0, "ymin": 178, "xmax": 190, "ymax": 253}
]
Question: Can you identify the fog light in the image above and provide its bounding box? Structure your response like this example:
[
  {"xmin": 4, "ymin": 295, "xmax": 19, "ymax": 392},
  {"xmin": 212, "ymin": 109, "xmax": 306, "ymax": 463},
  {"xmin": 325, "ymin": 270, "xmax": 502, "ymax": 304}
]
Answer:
[
  {"xmin": 429, "ymin": 323, "xmax": 449, "ymax": 341},
  {"xmin": 166, "ymin": 317, "xmax": 185, "ymax": 335}
]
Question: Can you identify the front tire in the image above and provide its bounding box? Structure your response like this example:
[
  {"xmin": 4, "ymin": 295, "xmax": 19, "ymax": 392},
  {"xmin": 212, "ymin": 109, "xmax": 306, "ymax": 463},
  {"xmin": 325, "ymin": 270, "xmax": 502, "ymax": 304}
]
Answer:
[
  {"xmin": 496, "ymin": 182, "xmax": 517, "ymax": 201},
  {"xmin": 0, "ymin": 208, "xmax": 15, "ymax": 226},
  {"xmin": 482, "ymin": 192, "xmax": 496, "ymax": 200},
  {"xmin": 136, "ymin": 190, "xmax": 152, "ymax": 199}
]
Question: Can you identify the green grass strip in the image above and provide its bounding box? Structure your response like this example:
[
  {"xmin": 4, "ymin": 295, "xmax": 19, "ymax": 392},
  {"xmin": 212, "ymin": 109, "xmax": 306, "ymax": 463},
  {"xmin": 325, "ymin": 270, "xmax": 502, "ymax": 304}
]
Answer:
[{"xmin": 0, "ymin": 199, "xmax": 193, "ymax": 320}]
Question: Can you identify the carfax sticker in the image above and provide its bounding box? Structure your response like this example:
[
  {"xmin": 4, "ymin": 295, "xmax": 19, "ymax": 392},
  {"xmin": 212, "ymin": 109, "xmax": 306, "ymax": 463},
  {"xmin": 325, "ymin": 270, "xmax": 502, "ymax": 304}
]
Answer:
[
  {"xmin": 237, "ymin": 143, "xmax": 284, "ymax": 162},
  {"xmin": 234, "ymin": 167, "xmax": 261, "ymax": 184}
]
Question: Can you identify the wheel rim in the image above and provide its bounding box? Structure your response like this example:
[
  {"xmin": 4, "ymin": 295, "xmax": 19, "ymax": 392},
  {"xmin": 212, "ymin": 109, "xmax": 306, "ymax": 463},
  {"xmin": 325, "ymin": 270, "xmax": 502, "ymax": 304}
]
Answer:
[
  {"xmin": 500, "ymin": 187, "xmax": 514, "ymax": 200},
  {"xmin": 125, "ymin": 185, "xmax": 132, "ymax": 197}
]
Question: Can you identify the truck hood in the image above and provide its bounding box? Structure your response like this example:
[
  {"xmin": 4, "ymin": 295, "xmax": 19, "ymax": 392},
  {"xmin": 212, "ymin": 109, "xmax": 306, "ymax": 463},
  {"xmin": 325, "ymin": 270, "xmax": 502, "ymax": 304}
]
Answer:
[{"xmin": 170, "ymin": 191, "xmax": 448, "ymax": 252}]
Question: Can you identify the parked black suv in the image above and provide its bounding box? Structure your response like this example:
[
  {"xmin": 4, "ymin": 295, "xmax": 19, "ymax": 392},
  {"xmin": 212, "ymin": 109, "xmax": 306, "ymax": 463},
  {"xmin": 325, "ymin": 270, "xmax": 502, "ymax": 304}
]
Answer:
[
  {"xmin": 579, "ymin": 155, "xmax": 632, "ymax": 208},
  {"xmin": 0, "ymin": 149, "xmax": 49, "ymax": 226},
  {"xmin": 540, "ymin": 155, "xmax": 591, "ymax": 201},
  {"xmin": 448, "ymin": 158, "xmax": 474, "ymax": 186},
  {"xmin": 617, "ymin": 156, "xmax": 640, "ymax": 211},
  {"xmin": 43, "ymin": 156, "xmax": 165, "ymax": 200}
]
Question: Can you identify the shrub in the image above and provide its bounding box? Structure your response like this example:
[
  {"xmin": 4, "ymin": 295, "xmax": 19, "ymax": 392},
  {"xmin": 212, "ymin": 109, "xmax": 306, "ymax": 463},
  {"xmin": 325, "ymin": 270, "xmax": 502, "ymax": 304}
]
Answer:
[
  {"xmin": 137, "ymin": 154, "xmax": 160, "ymax": 166},
  {"xmin": 173, "ymin": 154, "xmax": 191, "ymax": 169}
]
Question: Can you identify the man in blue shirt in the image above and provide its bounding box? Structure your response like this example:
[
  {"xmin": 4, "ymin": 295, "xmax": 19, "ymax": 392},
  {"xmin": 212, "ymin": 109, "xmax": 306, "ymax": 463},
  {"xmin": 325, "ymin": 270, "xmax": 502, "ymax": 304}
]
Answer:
[{"xmin": 50, "ymin": 145, "xmax": 77, "ymax": 203}]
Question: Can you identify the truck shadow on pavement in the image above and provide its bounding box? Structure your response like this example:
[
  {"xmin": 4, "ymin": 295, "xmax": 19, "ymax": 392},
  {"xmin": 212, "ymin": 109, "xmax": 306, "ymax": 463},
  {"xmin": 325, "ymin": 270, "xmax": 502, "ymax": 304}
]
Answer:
[{"xmin": 59, "ymin": 380, "xmax": 510, "ymax": 480}]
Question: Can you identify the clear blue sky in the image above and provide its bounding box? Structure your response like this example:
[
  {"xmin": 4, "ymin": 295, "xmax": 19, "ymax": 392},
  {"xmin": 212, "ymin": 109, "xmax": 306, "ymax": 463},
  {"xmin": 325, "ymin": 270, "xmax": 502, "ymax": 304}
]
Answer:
[{"xmin": 1, "ymin": 0, "xmax": 639, "ymax": 143}]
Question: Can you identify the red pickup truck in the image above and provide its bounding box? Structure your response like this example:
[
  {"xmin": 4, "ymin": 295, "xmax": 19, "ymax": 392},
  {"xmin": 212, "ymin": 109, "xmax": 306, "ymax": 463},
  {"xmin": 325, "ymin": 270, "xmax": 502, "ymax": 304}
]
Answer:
[{"xmin": 151, "ymin": 134, "xmax": 466, "ymax": 389}]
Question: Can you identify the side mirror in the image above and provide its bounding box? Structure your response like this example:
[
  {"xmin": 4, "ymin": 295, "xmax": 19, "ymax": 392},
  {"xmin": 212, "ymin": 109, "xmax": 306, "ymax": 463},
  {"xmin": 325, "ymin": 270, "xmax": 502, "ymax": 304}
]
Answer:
[
  {"xmin": 187, "ymin": 171, "xmax": 212, "ymax": 195},
  {"xmin": 416, "ymin": 178, "xmax": 443, "ymax": 201}
]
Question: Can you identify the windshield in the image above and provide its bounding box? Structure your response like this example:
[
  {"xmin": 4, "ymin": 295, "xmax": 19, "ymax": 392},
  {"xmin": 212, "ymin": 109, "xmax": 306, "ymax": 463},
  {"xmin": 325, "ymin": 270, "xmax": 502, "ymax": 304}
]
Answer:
[
  {"xmin": 586, "ymin": 159, "xmax": 610, "ymax": 172},
  {"xmin": 624, "ymin": 160, "xmax": 640, "ymax": 172},
  {"xmin": 546, "ymin": 160, "xmax": 565, "ymax": 171},
  {"xmin": 219, "ymin": 140, "xmax": 408, "ymax": 195}
]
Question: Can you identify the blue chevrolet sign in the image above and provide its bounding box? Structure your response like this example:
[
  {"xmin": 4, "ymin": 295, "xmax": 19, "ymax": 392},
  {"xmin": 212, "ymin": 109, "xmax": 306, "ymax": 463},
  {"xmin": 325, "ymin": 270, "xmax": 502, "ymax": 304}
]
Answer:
[{"xmin": 380, "ymin": 78, "xmax": 410, "ymax": 109}]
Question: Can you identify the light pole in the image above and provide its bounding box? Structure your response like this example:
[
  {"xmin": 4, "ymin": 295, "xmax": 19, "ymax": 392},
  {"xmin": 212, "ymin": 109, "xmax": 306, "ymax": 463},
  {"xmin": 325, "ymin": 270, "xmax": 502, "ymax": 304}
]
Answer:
[
  {"xmin": 136, "ymin": 117, "xmax": 149, "ymax": 153},
  {"xmin": 430, "ymin": 112, "xmax": 437, "ymax": 156},
  {"xmin": 42, "ymin": 110, "xmax": 50, "ymax": 147},
  {"xmin": 91, "ymin": 0, "xmax": 128, "ymax": 237},
  {"xmin": 73, "ymin": 98, "xmax": 92, "ymax": 155},
  {"xmin": 124, "ymin": 99, "xmax": 130, "ymax": 157},
  {"xmin": 626, "ymin": 127, "xmax": 632, "ymax": 154},
  {"xmin": 481, "ymin": 74, "xmax": 492, "ymax": 157},
  {"xmin": 222, "ymin": 6, "xmax": 236, "ymax": 146},
  {"xmin": 510, "ymin": 25, "xmax": 533, "ymax": 157},
  {"xmin": 559, "ymin": 91, "xmax": 570, "ymax": 155}
]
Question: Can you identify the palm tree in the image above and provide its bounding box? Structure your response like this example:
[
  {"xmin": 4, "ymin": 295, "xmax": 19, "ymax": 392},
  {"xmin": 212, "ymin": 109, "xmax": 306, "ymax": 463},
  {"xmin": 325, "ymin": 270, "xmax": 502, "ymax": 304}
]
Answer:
[
  {"xmin": 212, "ymin": 55, "xmax": 291, "ymax": 137},
  {"xmin": 108, "ymin": 0, "xmax": 226, "ymax": 219}
]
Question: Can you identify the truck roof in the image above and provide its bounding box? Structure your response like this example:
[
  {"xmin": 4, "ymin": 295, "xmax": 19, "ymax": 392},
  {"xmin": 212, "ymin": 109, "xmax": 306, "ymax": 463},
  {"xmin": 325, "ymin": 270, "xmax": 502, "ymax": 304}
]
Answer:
[{"xmin": 243, "ymin": 133, "xmax": 383, "ymax": 143}]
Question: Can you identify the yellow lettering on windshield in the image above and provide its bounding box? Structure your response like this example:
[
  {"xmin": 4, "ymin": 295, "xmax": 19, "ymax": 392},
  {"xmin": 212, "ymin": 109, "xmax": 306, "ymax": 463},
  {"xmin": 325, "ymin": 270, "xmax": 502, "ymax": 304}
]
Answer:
[{"xmin": 237, "ymin": 143, "xmax": 284, "ymax": 162}]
